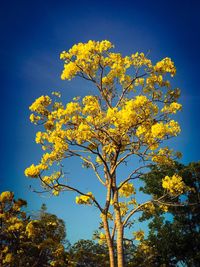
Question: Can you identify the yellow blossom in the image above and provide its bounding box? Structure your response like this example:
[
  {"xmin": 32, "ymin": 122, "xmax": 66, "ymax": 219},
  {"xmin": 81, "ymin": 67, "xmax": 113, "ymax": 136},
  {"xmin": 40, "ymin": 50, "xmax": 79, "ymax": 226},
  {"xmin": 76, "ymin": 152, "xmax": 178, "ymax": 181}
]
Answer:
[
  {"xmin": 75, "ymin": 192, "xmax": 94, "ymax": 205},
  {"xmin": 3, "ymin": 253, "xmax": 13, "ymax": 263},
  {"xmin": 29, "ymin": 95, "xmax": 51, "ymax": 114},
  {"xmin": 24, "ymin": 163, "xmax": 48, "ymax": 178},
  {"xmin": 162, "ymin": 174, "xmax": 187, "ymax": 196},
  {"xmin": 142, "ymin": 202, "xmax": 155, "ymax": 214},
  {"xmin": 151, "ymin": 122, "xmax": 166, "ymax": 139},
  {"xmin": 119, "ymin": 182, "xmax": 135, "ymax": 198},
  {"xmin": 133, "ymin": 230, "xmax": 145, "ymax": 241},
  {"xmin": 0, "ymin": 191, "xmax": 13, "ymax": 202},
  {"xmin": 154, "ymin": 57, "xmax": 176, "ymax": 76},
  {"xmin": 25, "ymin": 220, "xmax": 39, "ymax": 238},
  {"xmin": 159, "ymin": 204, "xmax": 169, "ymax": 212},
  {"xmin": 152, "ymin": 147, "xmax": 174, "ymax": 165},
  {"xmin": 161, "ymin": 102, "xmax": 182, "ymax": 114}
]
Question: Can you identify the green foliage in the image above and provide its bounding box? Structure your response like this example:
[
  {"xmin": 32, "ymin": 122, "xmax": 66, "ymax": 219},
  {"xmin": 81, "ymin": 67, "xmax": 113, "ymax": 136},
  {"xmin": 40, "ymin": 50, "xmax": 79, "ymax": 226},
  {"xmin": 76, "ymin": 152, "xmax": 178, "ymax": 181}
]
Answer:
[
  {"xmin": 67, "ymin": 239, "xmax": 110, "ymax": 267},
  {"xmin": 136, "ymin": 162, "xmax": 200, "ymax": 266}
]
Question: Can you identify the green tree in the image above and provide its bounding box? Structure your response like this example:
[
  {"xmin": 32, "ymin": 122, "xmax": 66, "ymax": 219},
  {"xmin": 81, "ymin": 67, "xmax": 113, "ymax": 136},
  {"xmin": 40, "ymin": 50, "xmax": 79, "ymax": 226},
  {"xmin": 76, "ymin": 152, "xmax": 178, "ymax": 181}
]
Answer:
[
  {"xmin": 67, "ymin": 239, "xmax": 110, "ymax": 267},
  {"xmin": 25, "ymin": 40, "xmax": 187, "ymax": 267},
  {"xmin": 134, "ymin": 162, "xmax": 200, "ymax": 266}
]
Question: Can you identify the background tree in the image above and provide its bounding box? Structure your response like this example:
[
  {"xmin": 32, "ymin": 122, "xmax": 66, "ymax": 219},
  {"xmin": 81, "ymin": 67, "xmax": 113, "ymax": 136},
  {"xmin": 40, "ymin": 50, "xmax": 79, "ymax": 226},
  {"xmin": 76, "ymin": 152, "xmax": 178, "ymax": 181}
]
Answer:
[
  {"xmin": 0, "ymin": 191, "xmax": 68, "ymax": 266},
  {"xmin": 0, "ymin": 191, "xmax": 28, "ymax": 266},
  {"xmin": 25, "ymin": 203, "xmax": 68, "ymax": 267},
  {"xmin": 132, "ymin": 161, "xmax": 200, "ymax": 266},
  {"xmin": 25, "ymin": 40, "xmax": 187, "ymax": 267},
  {"xmin": 67, "ymin": 239, "xmax": 110, "ymax": 267}
]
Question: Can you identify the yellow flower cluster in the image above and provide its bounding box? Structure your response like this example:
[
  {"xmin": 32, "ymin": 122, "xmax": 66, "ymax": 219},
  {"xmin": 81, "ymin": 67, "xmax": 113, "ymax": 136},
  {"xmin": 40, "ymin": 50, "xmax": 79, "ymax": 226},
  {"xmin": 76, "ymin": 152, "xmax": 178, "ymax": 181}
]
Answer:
[
  {"xmin": 47, "ymin": 221, "xmax": 57, "ymax": 227},
  {"xmin": 50, "ymin": 244, "xmax": 66, "ymax": 266},
  {"xmin": 75, "ymin": 192, "xmax": 94, "ymax": 205},
  {"xmin": 119, "ymin": 202, "xmax": 129, "ymax": 217},
  {"xmin": 154, "ymin": 57, "xmax": 176, "ymax": 76},
  {"xmin": 82, "ymin": 95, "xmax": 100, "ymax": 115},
  {"xmin": 0, "ymin": 191, "xmax": 13, "ymax": 202},
  {"xmin": 25, "ymin": 220, "xmax": 39, "ymax": 238},
  {"xmin": 24, "ymin": 163, "xmax": 48, "ymax": 178},
  {"xmin": 51, "ymin": 91, "xmax": 61, "ymax": 98},
  {"xmin": 30, "ymin": 113, "xmax": 41, "ymax": 124},
  {"xmin": 7, "ymin": 220, "xmax": 24, "ymax": 231},
  {"xmin": 146, "ymin": 74, "xmax": 165, "ymax": 87},
  {"xmin": 133, "ymin": 230, "xmax": 145, "ymax": 241},
  {"xmin": 151, "ymin": 122, "xmax": 166, "ymax": 139},
  {"xmin": 98, "ymin": 232, "xmax": 107, "ymax": 245},
  {"xmin": 152, "ymin": 147, "xmax": 174, "ymax": 165},
  {"xmin": 76, "ymin": 122, "xmax": 93, "ymax": 144},
  {"xmin": 151, "ymin": 120, "xmax": 180, "ymax": 139},
  {"xmin": 65, "ymin": 101, "xmax": 81, "ymax": 115},
  {"xmin": 161, "ymin": 102, "xmax": 182, "ymax": 114},
  {"xmin": 105, "ymin": 95, "xmax": 158, "ymax": 143},
  {"xmin": 52, "ymin": 188, "xmax": 60, "ymax": 196},
  {"xmin": 119, "ymin": 182, "xmax": 135, "ymax": 198},
  {"xmin": 60, "ymin": 40, "xmax": 154, "ymax": 90},
  {"xmin": 60, "ymin": 40, "xmax": 113, "ymax": 80},
  {"xmin": 159, "ymin": 204, "xmax": 168, "ymax": 212},
  {"xmin": 29, "ymin": 95, "xmax": 51, "ymax": 115},
  {"xmin": 131, "ymin": 52, "xmax": 152, "ymax": 68},
  {"xmin": 142, "ymin": 202, "xmax": 155, "ymax": 214},
  {"xmin": 136, "ymin": 119, "xmax": 180, "ymax": 152},
  {"xmin": 3, "ymin": 253, "xmax": 13, "ymax": 264},
  {"xmin": 162, "ymin": 174, "xmax": 186, "ymax": 196}
]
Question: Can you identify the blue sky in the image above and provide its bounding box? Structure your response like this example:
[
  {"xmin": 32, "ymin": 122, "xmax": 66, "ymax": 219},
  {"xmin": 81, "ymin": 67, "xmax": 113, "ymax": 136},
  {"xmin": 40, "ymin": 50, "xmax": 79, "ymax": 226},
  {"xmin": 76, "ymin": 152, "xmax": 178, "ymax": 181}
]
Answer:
[{"xmin": 0, "ymin": 0, "xmax": 200, "ymax": 243}]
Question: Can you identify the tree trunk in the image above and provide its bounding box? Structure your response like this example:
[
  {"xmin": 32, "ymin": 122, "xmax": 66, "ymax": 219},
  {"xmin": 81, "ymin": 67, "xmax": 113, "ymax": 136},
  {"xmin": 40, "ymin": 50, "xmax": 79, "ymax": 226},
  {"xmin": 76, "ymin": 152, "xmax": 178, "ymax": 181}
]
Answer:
[
  {"xmin": 113, "ymin": 190, "xmax": 124, "ymax": 267},
  {"xmin": 102, "ymin": 215, "xmax": 115, "ymax": 267},
  {"xmin": 115, "ymin": 207, "xmax": 124, "ymax": 267}
]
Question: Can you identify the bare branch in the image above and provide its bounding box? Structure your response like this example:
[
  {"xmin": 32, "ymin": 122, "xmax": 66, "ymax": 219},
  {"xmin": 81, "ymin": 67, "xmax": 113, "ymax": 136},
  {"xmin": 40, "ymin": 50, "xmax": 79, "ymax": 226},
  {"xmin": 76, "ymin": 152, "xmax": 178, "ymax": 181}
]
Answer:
[
  {"xmin": 116, "ymin": 72, "xmax": 147, "ymax": 107},
  {"xmin": 118, "ymin": 164, "xmax": 151, "ymax": 190},
  {"xmin": 123, "ymin": 200, "xmax": 152, "ymax": 228},
  {"xmin": 80, "ymin": 156, "xmax": 106, "ymax": 186},
  {"xmin": 56, "ymin": 181, "xmax": 103, "ymax": 212}
]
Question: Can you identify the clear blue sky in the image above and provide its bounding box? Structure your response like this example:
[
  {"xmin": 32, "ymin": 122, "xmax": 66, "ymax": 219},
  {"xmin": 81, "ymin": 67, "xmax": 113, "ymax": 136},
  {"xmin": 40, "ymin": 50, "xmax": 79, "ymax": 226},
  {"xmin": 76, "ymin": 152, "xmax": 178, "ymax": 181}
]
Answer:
[{"xmin": 0, "ymin": 0, "xmax": 199, "ymax": 243}]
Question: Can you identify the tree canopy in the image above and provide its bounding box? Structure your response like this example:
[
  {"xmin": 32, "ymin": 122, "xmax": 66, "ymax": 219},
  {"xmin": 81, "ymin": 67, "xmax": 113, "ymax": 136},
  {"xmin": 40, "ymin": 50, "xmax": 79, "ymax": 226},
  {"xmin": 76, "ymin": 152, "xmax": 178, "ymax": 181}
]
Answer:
[
  {"xmin": 0, "ymin": 191, "xmax": 67, "ymax": 266},
  {"xmin": 134, "ymin": 161, "xmax": 200, "ymax": 266},
  {"xmin": 25, "ymin": 40, "xmax": 187, "ymax": 267}
]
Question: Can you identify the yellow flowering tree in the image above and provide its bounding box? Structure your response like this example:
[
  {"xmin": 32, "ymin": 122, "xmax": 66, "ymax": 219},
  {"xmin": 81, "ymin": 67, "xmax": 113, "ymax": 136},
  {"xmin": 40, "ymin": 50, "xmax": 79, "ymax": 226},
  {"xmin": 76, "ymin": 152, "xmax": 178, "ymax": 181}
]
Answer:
[
  {"xmin": 0, "ymin": 191, "xmax": 27, "ymax": 266},
  {"xmin": 0, "ymin": 191, "xmax": 67, "ymax": 267},
  {"xmin": 25, "ymin": 40, "xmax": 187, "ymax": 267}
]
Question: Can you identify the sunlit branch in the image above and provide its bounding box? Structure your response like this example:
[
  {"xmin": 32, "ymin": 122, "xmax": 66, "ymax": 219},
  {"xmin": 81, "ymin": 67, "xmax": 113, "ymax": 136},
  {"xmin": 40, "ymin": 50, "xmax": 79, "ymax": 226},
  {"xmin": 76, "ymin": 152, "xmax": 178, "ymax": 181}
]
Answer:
[
  {"xmin": 104, "ymin": 179, "xmax": 112, "ymax": 213},
  {"xmin": 115, "ymin": 151, "xmax": 134, "ymax": 169},
  {"xmin": 116, "ymin": 72, "xmax": 147, "ymax": 107},
  {"xmin": 123, "ymin": 200, "xmax": 152, "ymax": 228},
  {"xmin": 154, "ymin": 198, "xmax": 200, "ymax": 207},
  {"xmin": 56, "ymin": 181, "xmax": 103, "ymax": 212},
  {"xmin": 73, "ymin": 143, "xmax": 112, "ymax": 180},
  {"xmin": 119, "ymin": 164, "xmax": 153, "ymax": 189},
  {"xmin": 76, "ymin": 62, "xmax": 111, "ymax": 108},
  {"xmin": 123, "ymin": 194, "xmax": 168, "ymax": 229},
  {"xmin": 80, "ymin": 156, "xmax": 106, "ymax": 186}
]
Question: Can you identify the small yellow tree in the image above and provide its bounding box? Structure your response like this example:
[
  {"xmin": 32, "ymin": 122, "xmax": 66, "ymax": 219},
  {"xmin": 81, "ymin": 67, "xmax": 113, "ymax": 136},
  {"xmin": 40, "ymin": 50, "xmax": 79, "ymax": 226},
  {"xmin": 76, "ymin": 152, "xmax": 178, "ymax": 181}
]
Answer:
[
  {"xmin": 25, "ymin": 40, "xmax": 187, "ymax": 267},
  {"xmin": 0, "ymin": 191, "xmax": 67, "ymax": 266}
]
